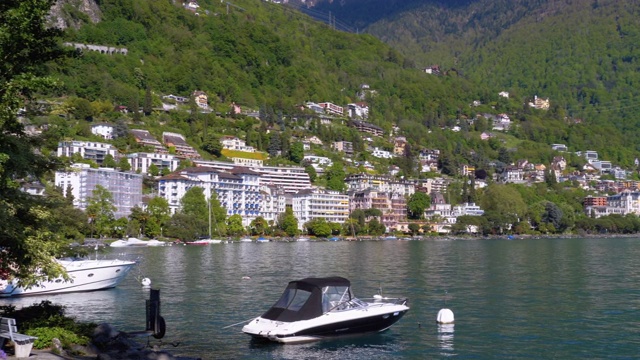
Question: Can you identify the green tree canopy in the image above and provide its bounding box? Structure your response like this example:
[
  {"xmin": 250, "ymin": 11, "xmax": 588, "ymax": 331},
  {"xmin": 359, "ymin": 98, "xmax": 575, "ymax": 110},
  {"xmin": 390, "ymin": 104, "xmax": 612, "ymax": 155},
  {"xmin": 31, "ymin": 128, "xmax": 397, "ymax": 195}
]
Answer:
[
  {"xmin": 278, "ymin": 207, "xmax": 299, "ymax": 237},
  {"xmin": 86, "ymin": 185, "xmax": 117, "ymax": 238},
  {"xmin": 0, "ymin": 0, "xmax": 71, "ymax": 285},
  {"xmin": 407, "ymin": 192, "xmax": 431, "ymax": 219}
]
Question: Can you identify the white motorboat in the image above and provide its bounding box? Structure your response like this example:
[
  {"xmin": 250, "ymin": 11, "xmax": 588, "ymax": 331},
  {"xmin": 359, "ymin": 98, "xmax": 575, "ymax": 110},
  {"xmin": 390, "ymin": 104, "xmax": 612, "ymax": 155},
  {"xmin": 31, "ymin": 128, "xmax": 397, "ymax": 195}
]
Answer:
[
  {"xmin": 109, "ymin": 237, "xmax": 167, "ymax": 247},
  {"xmin": 0, "ymin": 258, "xmax": 136, "ymax": 297},
  {"xmin": 239, "ymin": 238, "xmax": 253, "ymax": 243},
  {"xmin": 188, "ymin": 238, "xmax": 224, "ymax": 245},
  {"xmin": 242, "ymin": 277, "xmax": 409, "ymax": 344}
]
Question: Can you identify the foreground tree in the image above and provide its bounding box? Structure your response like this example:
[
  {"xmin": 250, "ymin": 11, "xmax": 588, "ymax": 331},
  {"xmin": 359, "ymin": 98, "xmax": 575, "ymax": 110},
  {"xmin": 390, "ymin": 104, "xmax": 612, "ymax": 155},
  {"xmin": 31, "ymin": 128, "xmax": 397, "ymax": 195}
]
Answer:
[{"xmin": 0, "ymin": 0, "xmax": 70, "ymax": 285}]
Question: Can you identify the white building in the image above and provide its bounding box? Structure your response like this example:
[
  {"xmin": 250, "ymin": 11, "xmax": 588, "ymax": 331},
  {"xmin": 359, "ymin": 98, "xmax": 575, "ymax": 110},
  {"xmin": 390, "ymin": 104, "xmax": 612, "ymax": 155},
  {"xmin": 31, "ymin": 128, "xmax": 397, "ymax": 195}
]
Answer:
[
  {"xmin": 345, "ymin": 173, "xmax": 416, "ymax": 197},
  {"xmin": 260, "ymin": 185, "xmax": 286, "ymax": 223},
  {"xmin": 347, "ymin": 102, "xmax": 369, "ymax": 119},
  {"xmin": 127, "ymin": 152, "xmax": 180, "ymax": 175},
  {"xmin": 371, "ymin": 147, "xmax": 394, "ymax": 159},
  {"xmin": 221, "ymin": 136, "xmax": 256, "ymax": 152},
  {"xmin": 90, "ymin": 123, "xmax": 116, "ymax": 140},
  {"xmin": 57, "ymin": 140, "xmax": 119, "ymax": 165},
  {"xmin": 231, "ymin": 157, "xmax": 264, "ymax": 167},
  {"xmin": 55, "ymin": 163, "xmax": 142, "ymax": 218},
  {"xmin": 192, "ymin": 160, "xmax": 313, "ymax": 195},
  {"xmin": 292, "ymin": 189, "xmax": 349, "ymax": 230},
  {"xmin": 451, "ymin": 202, "xmax": 485, "ymax": 217},
  {"xmin": 158, "ymin": 167, "xmax": 262, "ymax": 226}
]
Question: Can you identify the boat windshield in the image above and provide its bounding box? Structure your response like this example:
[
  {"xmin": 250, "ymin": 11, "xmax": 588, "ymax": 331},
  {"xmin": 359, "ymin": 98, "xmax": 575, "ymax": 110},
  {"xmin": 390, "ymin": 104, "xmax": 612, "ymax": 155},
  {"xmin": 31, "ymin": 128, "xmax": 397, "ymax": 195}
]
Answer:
[
  {"xmin": 322, "ymin": 285, "xmax": 351, "ymax": 312},
  {"xmin": 273, "ymin": 288, "xmax": 312, "ymax": 312}
]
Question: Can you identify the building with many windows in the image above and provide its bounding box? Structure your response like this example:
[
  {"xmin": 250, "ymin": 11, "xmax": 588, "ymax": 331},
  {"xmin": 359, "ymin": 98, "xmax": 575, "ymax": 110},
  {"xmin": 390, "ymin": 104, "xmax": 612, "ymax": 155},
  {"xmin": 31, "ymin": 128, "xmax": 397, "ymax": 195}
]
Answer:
[
  {"xmin": 127, "ymin": 152, "xmax": 180, "ymax": 175},
  {"xmin": 57, "ymin": 141, "xmax": 119, "ymax": 165},
  {"xmin": 130, "ymin": 129, "xmax": 167, "ymax": 154},
  {"xmin": 292, "ymin": 189, "xmax": 349, "ymax": 230},
  {"xmin": 158, "ymin": 167, "xmax": 262, "ymax": 226},
  {"xmin": 54, "ymin": 163, "xmax": 142, "ymax": 218},
  {"xmin": 349, "ymin": 189, "xmax": 406, "ymax": 230},
  {"xmin": 260, "ymin": 185, "xmax": 287, "ymax": 223},
  {"xmin": 162, "ymin": 132, "xmax": 200, "ymax": 159}
]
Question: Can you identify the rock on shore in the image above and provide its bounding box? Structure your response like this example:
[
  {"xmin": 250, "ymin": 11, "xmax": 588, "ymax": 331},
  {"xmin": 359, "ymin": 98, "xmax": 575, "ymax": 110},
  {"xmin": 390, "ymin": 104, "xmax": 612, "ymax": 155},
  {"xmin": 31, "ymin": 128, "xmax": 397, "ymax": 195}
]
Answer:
[{"xmin": 68, "ymin": 323, "xmax": 201, "ymax": 360}]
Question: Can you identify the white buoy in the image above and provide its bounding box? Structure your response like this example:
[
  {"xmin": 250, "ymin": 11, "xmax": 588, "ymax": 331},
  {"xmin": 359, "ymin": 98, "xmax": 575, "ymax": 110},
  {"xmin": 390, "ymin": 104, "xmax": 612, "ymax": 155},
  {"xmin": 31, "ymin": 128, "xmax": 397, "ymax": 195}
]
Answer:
[
  {"xmin": 437, "ymin": 308, "xmax": 455, "ymax": 324},
  {"xmin": 141, "ymin": 278, "xmax": 151, "ymax": 287}
]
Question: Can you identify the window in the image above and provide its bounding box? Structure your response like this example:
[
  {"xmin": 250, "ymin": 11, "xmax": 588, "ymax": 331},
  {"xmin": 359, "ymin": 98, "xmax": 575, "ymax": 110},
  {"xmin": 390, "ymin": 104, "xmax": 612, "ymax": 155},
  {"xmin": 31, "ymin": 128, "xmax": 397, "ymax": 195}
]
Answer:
[{"xmin": 273, "ymin": 288, "xmax": 312, "ymax": 312}]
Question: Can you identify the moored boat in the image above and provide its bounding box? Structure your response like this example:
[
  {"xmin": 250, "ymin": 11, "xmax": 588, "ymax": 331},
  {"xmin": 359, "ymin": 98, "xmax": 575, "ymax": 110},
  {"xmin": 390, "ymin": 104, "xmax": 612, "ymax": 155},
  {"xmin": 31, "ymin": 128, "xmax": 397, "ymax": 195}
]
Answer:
[
  {"xmin": 110, "ymin": 237, "xmax": 167, "ymax": 247},
  {"xmin": 0, "ymin": 258, "xmax": 136, "ymax": 297},
  {"xmin": 242, "ymin": 276, "xmax": 409, "ymax": 344},
  {"xmin": 187, "ymin": 238, "xmax": 224, "ymax": 245}
]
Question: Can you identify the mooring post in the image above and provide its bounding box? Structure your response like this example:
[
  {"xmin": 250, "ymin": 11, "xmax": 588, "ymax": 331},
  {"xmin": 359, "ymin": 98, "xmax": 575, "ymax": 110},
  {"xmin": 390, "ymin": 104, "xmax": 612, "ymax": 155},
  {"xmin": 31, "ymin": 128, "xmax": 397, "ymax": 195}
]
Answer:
[{"xmin": 145, "ymin": 289, "xmax": 165, "ymax": 338}]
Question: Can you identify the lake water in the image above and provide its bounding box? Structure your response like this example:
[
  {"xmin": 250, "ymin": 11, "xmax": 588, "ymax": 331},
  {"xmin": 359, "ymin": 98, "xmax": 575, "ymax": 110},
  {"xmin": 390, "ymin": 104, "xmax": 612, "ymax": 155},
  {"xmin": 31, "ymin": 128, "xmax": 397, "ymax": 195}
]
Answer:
[{"xmin": 3, "ymin": 238, "xmax": 640, "ymax": 359}]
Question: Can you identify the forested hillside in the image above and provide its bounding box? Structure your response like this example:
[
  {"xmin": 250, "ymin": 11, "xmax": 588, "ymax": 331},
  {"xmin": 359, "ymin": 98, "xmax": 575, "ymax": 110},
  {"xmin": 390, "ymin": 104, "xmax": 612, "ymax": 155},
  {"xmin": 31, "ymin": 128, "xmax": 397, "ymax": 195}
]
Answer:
[
  {"xmin": 339, "ymin": 0, "xmax": 640, "ymax": 165},
  {"xmin": 54, "ymin": 0, "xmax": 473, "ymax": 119}
]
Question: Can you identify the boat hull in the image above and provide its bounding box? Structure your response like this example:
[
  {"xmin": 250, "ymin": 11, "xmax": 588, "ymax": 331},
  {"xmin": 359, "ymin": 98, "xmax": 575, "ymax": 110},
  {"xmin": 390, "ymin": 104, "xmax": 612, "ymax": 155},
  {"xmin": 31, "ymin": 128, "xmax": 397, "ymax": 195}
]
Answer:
[
  {"xmin": 243, "ymin": 302, "xmax": 409, "ymax": 344},
  {"xmin": 0, "ymin": 259, "xmax": 136, "ymax": 297}
]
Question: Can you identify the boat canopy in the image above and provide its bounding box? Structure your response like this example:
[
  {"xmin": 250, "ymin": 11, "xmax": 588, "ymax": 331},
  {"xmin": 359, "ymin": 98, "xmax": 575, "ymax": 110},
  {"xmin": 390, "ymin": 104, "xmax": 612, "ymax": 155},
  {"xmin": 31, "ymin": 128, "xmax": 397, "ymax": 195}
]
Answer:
[{"xmin": 261, "ymin": 277, "xmax": 352, "ymax": 322}]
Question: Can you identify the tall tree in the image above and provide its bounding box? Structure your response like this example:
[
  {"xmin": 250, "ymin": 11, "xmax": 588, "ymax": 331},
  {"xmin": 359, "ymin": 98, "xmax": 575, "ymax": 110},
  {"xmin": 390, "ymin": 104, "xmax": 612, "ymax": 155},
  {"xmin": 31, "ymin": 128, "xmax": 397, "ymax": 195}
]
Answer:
[
  {"xmin": 86, "ymin": 185, "xmax": 117, "ymax": 238},
  {"xmin": 0, "ymin": 0, "xmax": 70, "ymax": 284}
]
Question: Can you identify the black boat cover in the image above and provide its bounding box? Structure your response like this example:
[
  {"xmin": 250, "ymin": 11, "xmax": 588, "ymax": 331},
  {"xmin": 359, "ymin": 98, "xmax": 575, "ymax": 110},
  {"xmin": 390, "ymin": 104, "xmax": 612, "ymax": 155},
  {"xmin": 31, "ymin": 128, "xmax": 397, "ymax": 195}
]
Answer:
[{"xmin": 261, "ymin": 277, "xmax": 351, "ymax": 322}]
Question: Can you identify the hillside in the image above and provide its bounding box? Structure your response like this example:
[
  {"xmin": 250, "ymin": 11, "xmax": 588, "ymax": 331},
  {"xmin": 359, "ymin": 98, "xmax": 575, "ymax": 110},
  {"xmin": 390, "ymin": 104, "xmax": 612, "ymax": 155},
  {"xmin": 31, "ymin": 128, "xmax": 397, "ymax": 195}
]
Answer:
[
  {"xmin": 42, "ymin": 0, "xmax": 640, "ymax": 168},
  {"xmin": 296, "ymin": 0, "xmax": 640, "ymax": 165},
  {"xmin": 53, "ymin": 0, "xmax": 473, "ymax": 119}
]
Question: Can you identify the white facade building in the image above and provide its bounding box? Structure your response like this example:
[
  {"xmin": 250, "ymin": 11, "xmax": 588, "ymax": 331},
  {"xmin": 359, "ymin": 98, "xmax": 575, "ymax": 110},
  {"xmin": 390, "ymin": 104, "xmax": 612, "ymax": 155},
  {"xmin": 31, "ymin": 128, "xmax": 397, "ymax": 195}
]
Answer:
[
  {"xmin": 221, "ymin": 136, "xmax": 256, "ymax": 152},
  {"xmin": 158, "ymin": 167, "xmax": 262, "ymax": 226},
  {"xmin": 345, "ymin": 173, "xmax": 415, "ymax": 197},
  {"xmin": 127, "ymin": 152, "xmax": 180, "ymax": 175},
  {"xmin": 292, "ymin": 189, "xmax": 349, "ymax": 230},
  {"xmin": 260, "ymin": 185, "xmax": 287, "ymax": 223},
  {"xmin": 371, "ymin": 147, "xmax": 394, "ymax": 159},
  {"xmin": 54, "ymin": 163, "xmax": 142, "ymax": 218},
  {"xmin": 90, "ymin": 123, "xmax": 116, "ymax": 140},
  {"xmin": 192, "ymin": 160, "xmax": 312, "ymax": 194},
  {"xmin": 57, "ymin": 140, "xmax": 119, "ymax": 165}
]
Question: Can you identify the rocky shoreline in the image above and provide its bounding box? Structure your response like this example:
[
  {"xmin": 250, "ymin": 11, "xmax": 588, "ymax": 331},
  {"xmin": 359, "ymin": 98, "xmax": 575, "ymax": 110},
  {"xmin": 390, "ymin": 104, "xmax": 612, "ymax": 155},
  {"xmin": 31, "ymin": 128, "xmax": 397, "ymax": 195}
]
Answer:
[{"xmin": 11, "ymin": 323, "xmax": 199, "ymax": 360}]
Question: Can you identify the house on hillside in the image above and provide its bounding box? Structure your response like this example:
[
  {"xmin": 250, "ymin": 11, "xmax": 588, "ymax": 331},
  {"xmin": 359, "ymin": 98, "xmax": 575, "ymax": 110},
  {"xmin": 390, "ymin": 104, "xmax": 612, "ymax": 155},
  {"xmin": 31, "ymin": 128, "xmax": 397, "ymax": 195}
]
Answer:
[
  {"xmin": 91, "ymin": 123, "xmax": 115, "ymax": 140},
  {"xmin": 163, "ymin": 132, "xmax": 199, "ymax": 159}
]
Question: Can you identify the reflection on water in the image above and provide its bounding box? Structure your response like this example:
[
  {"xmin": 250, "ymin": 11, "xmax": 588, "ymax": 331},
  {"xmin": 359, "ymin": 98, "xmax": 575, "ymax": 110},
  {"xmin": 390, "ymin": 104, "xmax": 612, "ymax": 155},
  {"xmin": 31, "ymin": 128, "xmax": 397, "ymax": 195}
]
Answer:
[
  {"xmin": 2, "ymin": 238, "xmax": 640, "ymax": 359},
  {"xmin": 437, "ymin": 324, "xmax": 455, "ymax": 355}
]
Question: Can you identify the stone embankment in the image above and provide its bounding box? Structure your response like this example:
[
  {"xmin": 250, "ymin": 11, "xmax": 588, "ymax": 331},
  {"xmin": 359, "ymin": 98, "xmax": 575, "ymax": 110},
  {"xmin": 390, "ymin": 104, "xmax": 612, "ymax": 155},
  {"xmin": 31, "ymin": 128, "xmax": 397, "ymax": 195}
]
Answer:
[{"xmin": 7, "ymin": 323, "xmax": 199, "ymax": 360}]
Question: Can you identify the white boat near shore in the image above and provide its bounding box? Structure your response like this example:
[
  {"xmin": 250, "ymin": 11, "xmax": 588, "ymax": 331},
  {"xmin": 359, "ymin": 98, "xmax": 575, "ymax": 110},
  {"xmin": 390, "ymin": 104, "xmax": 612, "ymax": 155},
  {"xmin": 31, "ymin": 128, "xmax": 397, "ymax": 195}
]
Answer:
[
  {"xmin": 0, "ymin": 258, "xmax": 136, "ymax": 297},
  {"xmin": 110, "ymin": 237, "xmax": 167, "ymax": 247}
]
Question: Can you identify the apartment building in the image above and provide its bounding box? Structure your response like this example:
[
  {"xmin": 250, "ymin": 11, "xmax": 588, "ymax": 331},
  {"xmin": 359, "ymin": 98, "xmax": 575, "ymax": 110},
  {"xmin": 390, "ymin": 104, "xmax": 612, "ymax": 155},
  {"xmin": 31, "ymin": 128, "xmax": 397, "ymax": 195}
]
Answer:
[
  {"xmin": 55, "ymin": 163, "xmax": 142, "ymax": 218},
  {"xmin": 260, "ymin": 185, "xmax": 287, "ymax": 223},
  {"xmin": 158, "ymin": 166, "xmax": 261, "ymax": 226},
  {"xmin": 130, "ymin": 129, "xmax": 167, "ymax": 154},
  {"xmin": 57, "ymin": 140, "xmax": 119, "ymax": 165},
  {"xmin": 345, "ymin": 173, "xmax": 415, "ymax": 197},
  {"xmin": 332, "ymin": 141, "xmax": 353, "ymax": 156},
  {"xmin": 349, "ymin": 189, "xmax": 406, "ymax": 230},
  {"xmin": 127, "ymin": 152, "xmax": 180, "ymax": 175},
  {"xmin": 318, "ymin": 102, "xmax": 344, "ymax": 116},
  {"xmin": 292, "ymin": 189, "xmax": 349, "ymax": 229},
  {"xmin": 350, "ymin": 120, "xmax": 384, "ymax": 137},
  {"xmin": 162, "ymin": 132, "xmax": 200, "ymax": 159}
]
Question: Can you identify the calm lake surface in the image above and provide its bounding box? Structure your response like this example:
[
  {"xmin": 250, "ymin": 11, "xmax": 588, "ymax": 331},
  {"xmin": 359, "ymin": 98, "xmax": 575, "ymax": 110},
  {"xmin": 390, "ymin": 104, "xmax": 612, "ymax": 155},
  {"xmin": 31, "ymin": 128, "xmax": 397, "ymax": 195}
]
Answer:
[{"xmin": 3, "ymin": 238, "xmax": 640, "ymax": 359}]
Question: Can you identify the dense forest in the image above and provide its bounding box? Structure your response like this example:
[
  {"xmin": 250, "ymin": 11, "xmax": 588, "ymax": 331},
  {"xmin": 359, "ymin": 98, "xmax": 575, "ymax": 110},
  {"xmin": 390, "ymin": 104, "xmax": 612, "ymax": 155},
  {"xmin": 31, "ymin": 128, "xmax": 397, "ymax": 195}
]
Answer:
[{"xmin": 294, "ymin": 0, "xmax": 640, "ymax": 165}]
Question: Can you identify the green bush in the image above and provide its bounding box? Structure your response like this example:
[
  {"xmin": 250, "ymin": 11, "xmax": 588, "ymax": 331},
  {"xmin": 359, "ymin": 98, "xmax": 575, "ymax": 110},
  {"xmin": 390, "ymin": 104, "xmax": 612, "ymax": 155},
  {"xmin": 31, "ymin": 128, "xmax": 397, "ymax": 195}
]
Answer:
[
  {"xmin": 0, "ymin": 301, "xmax": 96, "ymax": 349},
  {"xmin": 26, "ymin": 327, "xmax": 89, "ymax": 350}
]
